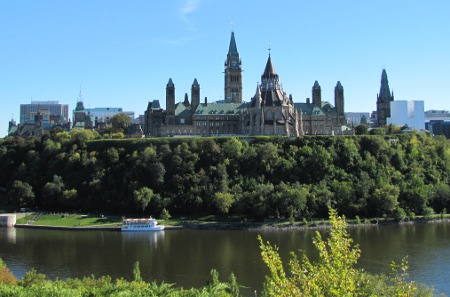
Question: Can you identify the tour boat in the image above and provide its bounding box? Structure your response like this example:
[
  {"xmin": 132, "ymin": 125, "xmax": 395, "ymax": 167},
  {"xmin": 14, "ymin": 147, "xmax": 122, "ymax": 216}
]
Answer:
[{"xmin": 121, "ymin": 217, "xmax": 164, "ymax": 231}]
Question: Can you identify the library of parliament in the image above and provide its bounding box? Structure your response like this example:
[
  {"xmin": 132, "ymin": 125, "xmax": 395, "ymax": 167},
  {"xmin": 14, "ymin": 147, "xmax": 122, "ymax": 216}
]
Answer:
[{"xmin": 144, "ymin": 32, "xmax": 346, "ymax": 137}]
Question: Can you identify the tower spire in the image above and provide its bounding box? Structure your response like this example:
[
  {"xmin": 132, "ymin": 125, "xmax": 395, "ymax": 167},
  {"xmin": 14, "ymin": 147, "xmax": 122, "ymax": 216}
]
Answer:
[
  {"xmin": 224, "ymin": 31, "xmax": 242, "ymax": 103},
  {"xmin": 228, "ymin": 31, "xmax": 238, "ymax": 56}
]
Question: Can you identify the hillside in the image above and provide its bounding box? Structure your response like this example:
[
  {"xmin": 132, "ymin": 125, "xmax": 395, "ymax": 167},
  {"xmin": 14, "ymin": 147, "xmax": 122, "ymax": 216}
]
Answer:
[{"xmin": 1, "ymin": 131, "xmax": 450, "ymax": 220}]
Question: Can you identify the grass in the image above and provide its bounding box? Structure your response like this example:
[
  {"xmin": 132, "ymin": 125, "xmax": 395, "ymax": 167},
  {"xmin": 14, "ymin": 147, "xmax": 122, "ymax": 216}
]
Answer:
[
  {"xmin": 16, "ymin": 213, "xmax": 122, "ymax": 227},
  {"xmin": 14, "ymin": 212, "xmax": 450, "ymax": 229}
]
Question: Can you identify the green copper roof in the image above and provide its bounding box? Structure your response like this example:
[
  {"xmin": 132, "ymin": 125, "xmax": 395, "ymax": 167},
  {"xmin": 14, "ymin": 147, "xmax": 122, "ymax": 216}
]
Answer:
[
  {"xmin": 294, "ymin": 101, "xmax": 337, "ymax": 116},
  {"xmin": 194, "ymin": 102, "xmax": 246, "ymax": 115},
  {"xmin": 228, "ymin": 31, "xmax": 238, "ymax": 56},
  {"xmin": 174, "ymin": 103, "xmax": 193, "ymax": 117}
]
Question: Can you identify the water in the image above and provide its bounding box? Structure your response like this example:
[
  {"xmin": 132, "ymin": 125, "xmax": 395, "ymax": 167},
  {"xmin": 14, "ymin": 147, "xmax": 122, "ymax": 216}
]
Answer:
[{"xmin": 1, "ymin": 222, "xmax": 449, "ymax": 296}]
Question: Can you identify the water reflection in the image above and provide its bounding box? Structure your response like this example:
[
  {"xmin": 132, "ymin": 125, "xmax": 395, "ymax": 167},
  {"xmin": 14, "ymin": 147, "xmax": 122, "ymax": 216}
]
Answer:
[
  {"xmin": 6, "ymin": 227, "xmax": 16, "ymax": 244},
  {"xmin": 121, "ymin": 231, "xmax": 165, "ymax": 248}
]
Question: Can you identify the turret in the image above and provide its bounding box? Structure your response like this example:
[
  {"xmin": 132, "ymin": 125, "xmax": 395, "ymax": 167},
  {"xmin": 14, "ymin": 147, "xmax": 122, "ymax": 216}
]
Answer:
[
  {"xmin": 191, "ymin": 78, "xmax": 200, "ymax": 111},
  {"xmin": 166, "ymin": 78, "xmax": 175, "ymax": 116},
  {"xmin": 312, "ymin": 81, "xmax": 321, "ymax": 107},
  {"xmin": 334, "ymin": 81, "xmax": 344, "ymax": 119}
]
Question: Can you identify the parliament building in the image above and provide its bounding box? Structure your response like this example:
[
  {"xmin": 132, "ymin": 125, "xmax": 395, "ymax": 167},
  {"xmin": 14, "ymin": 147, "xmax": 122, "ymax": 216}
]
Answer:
[{"xmin": 144, "ymin": 32, "xmax": 347, "ymax": 137}]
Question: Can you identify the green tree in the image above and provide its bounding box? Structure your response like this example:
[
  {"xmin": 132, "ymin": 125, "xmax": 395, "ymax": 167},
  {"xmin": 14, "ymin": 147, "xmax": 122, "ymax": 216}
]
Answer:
[
  {"xmin": 70, "ymin": 128, "xmax": 98, "ymax": 142},
  {"xmin": 259, "ymin": 209, "xmax": 425, "ymax": 297},
  {"xmin": 370, "ymin": 183, "xmax": 400, "ymax": 217},
  {"xmin": 7, "ymin": 180, "xmax": 35, "ymax": 208},
  {"xmin": 110, "ymin": 113, "xmax": 131, "ymax": 134},
  {"xmin": 133, "ymin": 187, "xmax": 154, "ymax": 213},
  {"xmin": 355, "ymin": 124, "xmax": 368, "ymax": 135},
  {"xmin": 214, "ymin": 192, "xmax": 235, "ymax": 215},
  {"xmin": 132, "ymin": 261, "xmax": 142, "ymax": 282}
]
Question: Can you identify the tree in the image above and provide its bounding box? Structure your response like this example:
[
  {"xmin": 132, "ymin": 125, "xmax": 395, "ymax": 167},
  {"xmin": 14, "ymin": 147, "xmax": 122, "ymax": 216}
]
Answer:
[
  {"xmin": 0, "ymin": 258, "xmax": 17, "ymax": 285},
  {"xmin": 7, "ymin": 180, "xmax": 35, "ymax": 208},
  {"xmin": 110, "ymin": 113, "xmax": 131, "ymax": 134},
  {"xmin": 133, "ymin": 187, "xmax": 154, "ymax": 213},
  {"xmin": 70, "ymin": 129, "xmax": 98, "ymax": 142},
  {"xmin": 259, "ymin": 209, "xmax": 425, "ymax": 296},
  {"xmin": 370, "ymin": 183, "xmax": 400, "ymax": 217},
  {"xmin": 355, "ymin": 124, "xmax": 368, "ymax": 135},
  {"xmin": 214, "ymin": 192, "xmax": 235, "ymax": 215}
]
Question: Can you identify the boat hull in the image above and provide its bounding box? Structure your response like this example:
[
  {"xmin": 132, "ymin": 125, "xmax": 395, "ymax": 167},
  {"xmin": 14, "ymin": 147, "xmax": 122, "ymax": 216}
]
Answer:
[{"xmin": 121, "ymin": 226, "xmax": 165, "ymax": 231}]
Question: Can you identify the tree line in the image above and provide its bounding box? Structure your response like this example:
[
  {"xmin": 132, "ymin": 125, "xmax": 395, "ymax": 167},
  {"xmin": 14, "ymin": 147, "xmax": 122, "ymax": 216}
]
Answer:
[{"xmin": 1, "ymin": 130, "xmax": 450, "ymax": 220}]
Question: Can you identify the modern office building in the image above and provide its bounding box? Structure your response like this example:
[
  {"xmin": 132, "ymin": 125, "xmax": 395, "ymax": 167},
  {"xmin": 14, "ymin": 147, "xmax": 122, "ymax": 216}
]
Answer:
[
  {"xmin": 20, "ymin": 101, "xmax": 69, "ymax": 124},
  {"xmin": 387, "ymin": 100, "xmax": 425, "ymax": 130}
]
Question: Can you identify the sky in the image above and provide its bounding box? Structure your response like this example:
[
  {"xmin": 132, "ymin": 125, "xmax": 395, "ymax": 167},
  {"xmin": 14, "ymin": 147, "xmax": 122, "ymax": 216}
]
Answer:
[{"xmin": 1, "ymin": 0, "xmax": 450, "ymax": 137}]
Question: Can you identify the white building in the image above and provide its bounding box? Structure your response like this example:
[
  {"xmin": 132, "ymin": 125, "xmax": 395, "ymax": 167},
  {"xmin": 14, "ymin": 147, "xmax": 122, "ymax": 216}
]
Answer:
[
  {"xmin": 425, "ymin": 110, "xmax": 450, "ymax": 123},
  {"xmin": 345, "ymin": 112, "xmax": 370, "ymax": 126},
  {"xmin": 387, "ymin": 100, "xmax": 425, "ymax": 130},
  {"xmin": 85, "ymin": 108, "xmax": 135, "ymax": 125}
]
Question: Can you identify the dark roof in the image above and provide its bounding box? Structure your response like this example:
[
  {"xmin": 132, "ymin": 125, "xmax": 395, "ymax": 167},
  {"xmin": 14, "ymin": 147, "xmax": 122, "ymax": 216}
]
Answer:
[
  {"xmin": 378, "ymin": 69, "xmax": 393, "ymax": 103},
  {"xmin": 228, "ymin": 31, "xmax": 238, "ymax": 56},
  {"xmin": 335, "ymin": 81, "xmax": 343, "ymax": 90},
  {"xmin": 147, "ymin": 100, "xmax": 161, "ymax": 110},
  {"xmin": 167, "ymin": 78, "xmax": 174, "ymax": 87},
  {"xmin": 262, "ymin": 56, "xmax": 278, "ymax": 80},
  {"xmin": 192, "ymin": 78, "xmax": 199, "ymax": 87},
  {"xmin": 313, "ymin": 81, "xmax": 321, "ymax": 89}
]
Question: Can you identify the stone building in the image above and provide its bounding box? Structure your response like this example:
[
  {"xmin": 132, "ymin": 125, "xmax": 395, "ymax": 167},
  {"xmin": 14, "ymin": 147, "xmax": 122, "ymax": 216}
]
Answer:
[
  {"xmin": 241, "ymin": 55, "xmax": 300, "ymax": 137},
  {"xmin": 376, "ymin": 69, "xmax": 394, "ymax": 127},
  {"xmin": 224, "ymin": 31, "xmax": 243, "ymax": 103},
  {"xmin": 144, "ymin": 31, "xmax": 347, "ymax": 137},
  {"xmin": 294, "ymin": 81, "xmax": 346, "ymax": 135}
]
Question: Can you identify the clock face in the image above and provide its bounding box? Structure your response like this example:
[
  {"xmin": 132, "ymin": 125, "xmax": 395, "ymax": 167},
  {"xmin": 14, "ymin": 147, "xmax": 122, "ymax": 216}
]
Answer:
[{"xmin": 231, "ymin": 60, "xmax": 237, "ymax": 68}]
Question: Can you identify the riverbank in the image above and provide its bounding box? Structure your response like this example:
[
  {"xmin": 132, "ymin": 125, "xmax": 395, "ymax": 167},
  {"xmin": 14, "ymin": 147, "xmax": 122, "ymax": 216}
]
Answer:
[{"xmin": 11, "ymin": 212, "xmax": 450, "ymax": 231}]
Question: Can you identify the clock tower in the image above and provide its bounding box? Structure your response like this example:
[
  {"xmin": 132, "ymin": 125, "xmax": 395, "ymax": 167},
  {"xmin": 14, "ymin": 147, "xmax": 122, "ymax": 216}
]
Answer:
[{"xmin": 224, "ymin": 31, "xmax": 242, "ymax": 103}]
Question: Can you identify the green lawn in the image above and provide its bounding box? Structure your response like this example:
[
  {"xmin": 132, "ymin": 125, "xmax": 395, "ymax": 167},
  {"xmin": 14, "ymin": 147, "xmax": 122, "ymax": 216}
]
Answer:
[{"xmin": 16, "ymin": 213, "xmax": 122, "ymax": 227}]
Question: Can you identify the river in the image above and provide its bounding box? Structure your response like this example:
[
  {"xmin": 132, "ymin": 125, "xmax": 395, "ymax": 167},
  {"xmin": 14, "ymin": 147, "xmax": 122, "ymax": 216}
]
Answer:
[{"xmin": 1, "ymin": 222, "xmax": 449, "ymax": 296}]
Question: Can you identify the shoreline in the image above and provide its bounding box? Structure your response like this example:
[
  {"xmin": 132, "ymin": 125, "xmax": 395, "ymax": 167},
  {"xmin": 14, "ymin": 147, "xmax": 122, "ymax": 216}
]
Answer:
[
  {"xmin": 13, "ymin": 224, "xmax": 182, "ymax": 231},
  {"xmin": 12, "ymin": 217, "xmax": 450, "ymax": 232}
]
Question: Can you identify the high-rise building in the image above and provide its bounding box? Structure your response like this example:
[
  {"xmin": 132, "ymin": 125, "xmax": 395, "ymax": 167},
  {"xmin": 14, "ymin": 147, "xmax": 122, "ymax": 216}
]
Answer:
[{"xmin": 20, "ymin": 100, "xmax": 69, "ymax": 124}]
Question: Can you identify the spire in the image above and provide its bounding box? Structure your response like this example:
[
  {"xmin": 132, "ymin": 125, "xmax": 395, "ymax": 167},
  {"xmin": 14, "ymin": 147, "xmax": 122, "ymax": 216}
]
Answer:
[
  {"xmin": 77, "ymin": 86, "xmax": 83, "ymax": 102},
  {"xmin": 335, "ymin": 81, "xmax": 343, "ymax": 90},
  {"xmin": 167, "ymin": 78, "xmax": 174, "ymax": 87},
  {"xmin": 192, "ymin": 78, "xmax": 199, "ymax": 87},
  {"xmin": 262, "ymin": 55, "xmax": 278, "ymax": 80},
  {"xmin": 228, "ymin": 31, "xmax": 238, "ymax": 56},
  {"xmin": 313, "ymin": 80, "xmax": 320, "ymax": 89},
  {"xmin": 378, "ymin": 69, "xmax": 393, "ymax": 103}
]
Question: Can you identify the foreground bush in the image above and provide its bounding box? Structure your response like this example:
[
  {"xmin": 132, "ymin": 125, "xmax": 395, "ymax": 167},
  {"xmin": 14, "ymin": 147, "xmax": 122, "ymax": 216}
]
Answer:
[
  {"xmin": 0, "ymin": 263, "xmax": 239, "ymax": 297},
  {"xmin": 259, "ymin": 209, "xmax": 439, "ymax": 297}
]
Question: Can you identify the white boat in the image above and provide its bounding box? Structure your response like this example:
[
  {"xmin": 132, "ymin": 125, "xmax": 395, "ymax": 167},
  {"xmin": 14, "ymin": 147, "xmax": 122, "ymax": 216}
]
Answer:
[{"xmin": 121, "ymin": 217, "xmax": 165, "ymax": 231}]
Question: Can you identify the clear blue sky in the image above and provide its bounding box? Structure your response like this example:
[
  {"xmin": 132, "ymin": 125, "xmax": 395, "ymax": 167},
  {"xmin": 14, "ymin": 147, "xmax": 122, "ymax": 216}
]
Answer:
[{"xmin": 2, "ymin": 0, "xmax": 450, "ymax": 137}]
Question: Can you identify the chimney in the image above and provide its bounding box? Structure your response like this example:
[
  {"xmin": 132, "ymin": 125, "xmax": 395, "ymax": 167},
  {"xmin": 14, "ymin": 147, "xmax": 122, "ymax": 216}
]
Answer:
[{"xmin": 204, "ymin": 97, "xmax": 208, "ymax": 106}]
